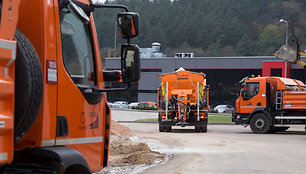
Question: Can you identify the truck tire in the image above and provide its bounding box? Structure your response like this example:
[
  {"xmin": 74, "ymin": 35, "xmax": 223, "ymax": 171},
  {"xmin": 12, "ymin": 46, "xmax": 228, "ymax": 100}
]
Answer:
[
  {"xmin": 165, "ymin": 126, "xmax": 172, "ymax": 132},
  {"xmin": 250, "ymin": 113, "xmax": 271, "ymax": 134},
  {"xmin": 200, "ymin": 125, "xmax": 207, "ymax": 133},
  {"xmin": 159, "ymin": 124, "xmax": 165, "ymax": 132},
  {"xmin": 14, "ymin": 29, "xmax": 43, "ymax": 142},
  {"xmin": 195, "ymin": 126, "xmax": 201, "ymax": 132}
]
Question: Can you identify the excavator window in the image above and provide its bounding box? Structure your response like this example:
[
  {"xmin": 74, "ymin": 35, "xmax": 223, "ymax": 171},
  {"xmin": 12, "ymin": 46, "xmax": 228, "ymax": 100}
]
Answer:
[
  {"xmin": 241, "ymin": 82, "xmax": 260, "ymax": 100},
  {"xmin": 60, "ymin": 7, "xmax": 96, "ymax": 86}
]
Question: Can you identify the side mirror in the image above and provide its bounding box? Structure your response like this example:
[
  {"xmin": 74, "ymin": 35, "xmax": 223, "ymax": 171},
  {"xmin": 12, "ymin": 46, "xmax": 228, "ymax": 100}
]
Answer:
[
  {"xmin": 67, "ymin": 0, "xmax": 90, "ymax": 24},
  {"xmin": 117, "ymin": 12, "xmax": 139, "ymax": 39},
  {"xmin": 121, "ymin": 44, "xmax": 140, "ymax": 83}
]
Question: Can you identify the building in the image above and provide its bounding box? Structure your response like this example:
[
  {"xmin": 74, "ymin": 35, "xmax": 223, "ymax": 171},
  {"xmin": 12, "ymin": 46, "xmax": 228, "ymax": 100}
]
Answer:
[
  {"xmin": 105, "ymin": 56, "xmax": 306, "ymax": 106},
  {"xmin": 140, "ymin": 42, "xmax": 166, "ymax": 58},
  {"xmin": 175, "ymin": 52, "xmax": 194, "ymax": 58}
]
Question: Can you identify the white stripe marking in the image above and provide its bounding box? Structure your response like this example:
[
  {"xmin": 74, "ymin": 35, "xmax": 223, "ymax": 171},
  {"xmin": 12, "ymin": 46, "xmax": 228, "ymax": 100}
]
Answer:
[
  {"xmin": 0, "ymin": 153, "xmax": 8, "ymax": 161},
  {"xmin": 42, "ymin": 137, "xmax": 103, "ymax": 147},
  {"xmin": 0, "ymin": 121, "xmax": 4, "ymax": 128},
  {"xmin": 55, "ymin": 136, "xmax": 103, "ymax": 146},
  {"xmin": 41, "ymin": 139, "xmax": 55, "ymax": 147},
  {"xmin": 240, "ymin": 106, "xmax": 264, "ymax": 108},
  {"xmin": 284, "ymin": 106, "xmax": 306, "ymax": 109}
]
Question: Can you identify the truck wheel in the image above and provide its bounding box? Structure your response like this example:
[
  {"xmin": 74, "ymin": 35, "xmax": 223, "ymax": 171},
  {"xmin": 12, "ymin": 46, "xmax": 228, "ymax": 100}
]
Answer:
[
  {"xmin": 200, "ymin": 126, "xmax": 207, "ymax": 133},
  {"xmin": 165, "ymin": 126, "xmax": 172, "ymax": 132},
  {"xmin": 250, "ymin": 113, "xmax": 271, "ymax": 134},
  {"xmin": 14, "ymin": 29, "xmax": 43, "ymax": 142},
  {"xmin": 159, "ymin": 125, "xmax": 165, "ymax": 132},
  {"xmin": 195, "ymin": 126, "xmax": 201, "ymax": 132}
]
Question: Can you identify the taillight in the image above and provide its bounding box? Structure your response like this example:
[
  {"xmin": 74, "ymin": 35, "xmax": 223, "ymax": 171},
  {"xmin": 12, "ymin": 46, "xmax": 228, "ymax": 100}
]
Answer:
[
  {"xmin": 199, "ymin": 112, "xmax": 206, "ymax": 116},
  {"xmin": 160, "ymin": 112, "xmax": 171, "ymax": 119},
  {"xmin": 199, "ymin": 112, "xmax": 207, "ymax": 119}
]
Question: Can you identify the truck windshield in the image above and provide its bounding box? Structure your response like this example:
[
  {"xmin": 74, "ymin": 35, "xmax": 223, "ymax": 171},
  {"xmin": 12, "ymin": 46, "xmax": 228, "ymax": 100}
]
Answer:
[
  {"xmin": 60, "ymin": 7, "xmax": 96, "ymax": 86},
  {"xmin": 242, "ymin": 82, "xmax": 260, "ymax": 100}
]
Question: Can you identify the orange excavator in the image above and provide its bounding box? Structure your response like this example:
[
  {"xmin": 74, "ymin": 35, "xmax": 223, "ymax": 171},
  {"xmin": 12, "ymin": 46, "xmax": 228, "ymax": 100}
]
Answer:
[
  {"xmin": 157, "ymin": 68, "xmax": 209, "ymax": 132},
  {"xmin": 274, "ymin": 21, "xmax": 306, "ymax": 68},
  {"xmin": 0, "ymin": 0, "xmax": 140, "ymax": 173}
]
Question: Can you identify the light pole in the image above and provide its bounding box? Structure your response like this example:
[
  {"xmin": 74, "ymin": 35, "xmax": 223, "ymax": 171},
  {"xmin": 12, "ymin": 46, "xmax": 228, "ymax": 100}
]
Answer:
[
  {"xmin": 279, "ymin": 19, "xmax": 288, "ymax": 44},
  {"xmin": 280, "ymin": 18, "xmax": 288, "ymax": 78},
  {"xmin": 114, "ymin": 21, "xmax": 117, "ymax": 51}
]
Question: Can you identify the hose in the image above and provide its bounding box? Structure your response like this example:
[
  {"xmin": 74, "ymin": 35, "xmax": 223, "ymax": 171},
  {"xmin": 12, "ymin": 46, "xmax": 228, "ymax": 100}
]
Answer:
[{"xmin": 173, "ymin": 96, "xmax": 191, "ymax": 121}]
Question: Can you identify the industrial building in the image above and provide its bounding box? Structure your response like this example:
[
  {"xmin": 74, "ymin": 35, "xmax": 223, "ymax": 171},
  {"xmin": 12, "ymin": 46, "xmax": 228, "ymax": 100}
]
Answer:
[{"xmin": 105, "ymin": 56, "xmax": 306, "ymax": 106}]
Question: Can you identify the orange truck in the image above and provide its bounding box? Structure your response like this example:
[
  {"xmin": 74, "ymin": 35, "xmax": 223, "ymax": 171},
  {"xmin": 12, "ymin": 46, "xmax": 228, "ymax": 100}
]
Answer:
[
  {"xmin": 233, "ymin": 76, "xmax": 306, "ymax": 133},
  {"xmin": 157, "ymin": 68, "xmax": 209, "ymax": 132},
  {"xmin": 0, "ymin": 0, "xmax": 140, "ymax": 173}
]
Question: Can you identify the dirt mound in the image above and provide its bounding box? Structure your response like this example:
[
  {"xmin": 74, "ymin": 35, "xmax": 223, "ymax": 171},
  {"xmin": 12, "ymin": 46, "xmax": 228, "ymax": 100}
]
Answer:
[
  {"xmin": 111, "ymin": 120, "xmax": 133, "ymax": 136},
  {"xmin": 109, "ymin": 136, "xmax": 165, "ymax": 166},
  {"xmin": 107, "ymin": 121, "xmax": 165, "ymax": 168},
  {"xmin": 99, "ymin": 121, "xmax": 167, "ymax": 173}
]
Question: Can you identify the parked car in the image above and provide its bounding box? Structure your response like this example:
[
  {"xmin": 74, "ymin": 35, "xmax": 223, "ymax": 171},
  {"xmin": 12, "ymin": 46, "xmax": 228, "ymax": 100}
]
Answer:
[
  {"xmin": 107, "ymin": 102, "xmax": 115, "ymax": 108},
  {"xmin": 213, "ymin": 105, "xmax": 235, "ymax": 113},
  {"xmin": 113, "ymin": 101, "xmax": 129, "ymax": 109},
  {"xmin": 129, "ymin": 102, "xmax": 140, "ymax": 109},
  {"xmin": 139, "ymin": 101, "xmax": 157, "ymax": 108}
]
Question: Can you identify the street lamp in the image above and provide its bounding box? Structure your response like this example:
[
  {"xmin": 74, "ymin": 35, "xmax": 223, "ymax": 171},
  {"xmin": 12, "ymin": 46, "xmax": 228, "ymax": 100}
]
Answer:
[
  {"xmin": 279, "ymin": 18, "xmax": 288, "ymax": 77},
  {"xmin": 279, "ymin": 19, "xmax": 288, "ymax": 45}
]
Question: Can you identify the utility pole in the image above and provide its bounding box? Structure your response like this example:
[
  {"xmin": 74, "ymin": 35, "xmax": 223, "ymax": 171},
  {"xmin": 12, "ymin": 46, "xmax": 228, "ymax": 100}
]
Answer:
[{"xmin": 280, "ymin": 19, "xmax": 289, "ymax": 78}]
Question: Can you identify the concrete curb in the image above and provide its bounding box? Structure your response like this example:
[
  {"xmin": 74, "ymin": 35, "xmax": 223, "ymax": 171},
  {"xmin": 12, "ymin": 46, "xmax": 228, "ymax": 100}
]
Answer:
[{"xmin": 117, "ymin": 121, "xmax": 235, "ymax": 125}]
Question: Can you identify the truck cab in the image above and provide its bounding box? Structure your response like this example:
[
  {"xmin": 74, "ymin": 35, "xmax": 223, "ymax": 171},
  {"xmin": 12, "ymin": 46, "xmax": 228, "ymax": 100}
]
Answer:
[
  {"xmin": 236, "ymin": 77, "xmax": 268, "ymax": 115},
  {"xmin": 0, "ymin": 0, "xmax": 140, "ymax": 173}
]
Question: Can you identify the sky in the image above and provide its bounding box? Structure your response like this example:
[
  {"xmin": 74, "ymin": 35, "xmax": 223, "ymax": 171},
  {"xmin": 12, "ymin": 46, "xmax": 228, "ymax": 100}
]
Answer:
[{"xmin": 92, "ymin": 0, "xmax": 106, "ymax": 3}]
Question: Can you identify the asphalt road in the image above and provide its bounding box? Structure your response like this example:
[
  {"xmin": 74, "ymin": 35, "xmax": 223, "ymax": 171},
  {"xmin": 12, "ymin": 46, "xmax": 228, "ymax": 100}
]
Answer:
[
  {"xmin": 114, "ymin": 110, "xmax": 306, "ymax": 174},
  {"xmin": 111, "ymin": 109, "xmax": 157, "ymax": 121}
]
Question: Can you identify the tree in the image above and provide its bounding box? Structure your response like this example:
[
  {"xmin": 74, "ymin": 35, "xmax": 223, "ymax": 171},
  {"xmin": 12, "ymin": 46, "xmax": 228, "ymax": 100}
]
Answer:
[
  {"xmin": 236, "ymin": 34, "xmax": 255, "ymax": 56},
  {"xmin": 256, "ymin": 24, "xmax": 284, "ymax": 55}
]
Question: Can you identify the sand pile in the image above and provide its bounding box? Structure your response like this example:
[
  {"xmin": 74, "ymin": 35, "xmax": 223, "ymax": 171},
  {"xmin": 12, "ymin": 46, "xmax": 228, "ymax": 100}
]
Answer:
[
  {"xmin": 110, "ymin": 120, "xmax": 133, "ymax": 136},
  {"xmin": 108, "ymin": 120, "xmax": 165, "ymax": 166},
  {"xmin": 109, "ymin": 136, "xmax": 165, "ymax": 166}
]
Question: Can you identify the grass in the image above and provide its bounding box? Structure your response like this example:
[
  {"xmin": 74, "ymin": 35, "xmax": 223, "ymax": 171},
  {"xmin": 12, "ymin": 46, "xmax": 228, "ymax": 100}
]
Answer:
[
  {"xmin": 135, "ymin": 116, "xmax": 232, "ymax": 123},
  {"xmin": 135, "ymin": 118, "xmax": 158, "ymax": 122},
  {"xmin": 208, "ymin": 116, "xmax": 232, "ymax": 123}
]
